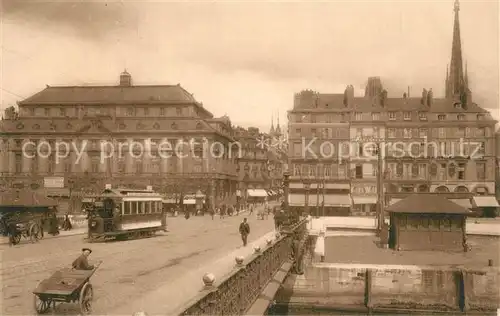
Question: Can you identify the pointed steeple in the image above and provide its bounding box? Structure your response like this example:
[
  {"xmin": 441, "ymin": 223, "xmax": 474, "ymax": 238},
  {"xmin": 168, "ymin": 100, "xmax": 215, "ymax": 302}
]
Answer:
[
  {"xmin": 464, "ymin": 61, "xmax": 469, "ymax": 87},
  {"xmin": 446, "ymin": 0, "xmax": 465, "ymax": 99},
  {"xmin": 275, "ymin": 111, "xmax": 282, "ymax": 136},
  {"xmin": 270, "ymin": 114, "xmax": 275, "ymax": 135}
]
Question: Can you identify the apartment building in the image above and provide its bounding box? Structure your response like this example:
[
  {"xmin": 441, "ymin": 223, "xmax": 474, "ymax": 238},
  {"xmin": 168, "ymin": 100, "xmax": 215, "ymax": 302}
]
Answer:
[{"xmin": 0, "ymin": 71, "xmax": 238, "ymax": 211}]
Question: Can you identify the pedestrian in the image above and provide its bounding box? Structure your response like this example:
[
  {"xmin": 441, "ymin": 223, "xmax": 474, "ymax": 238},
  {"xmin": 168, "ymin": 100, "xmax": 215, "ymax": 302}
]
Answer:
[
  {"xmin": 239, "ymin": 218, "xmax": 250, "ymax": 246},
  {"xmin": 63, "ymin": 213, "xmax": 72, "ymax": 231},
  {"xmin": 72, "ymin": 248, "xmax": 95, "ymax": 270},
  {"xmin": 210, "ymin": 207, "xmax": 215, "ymax": 220}
]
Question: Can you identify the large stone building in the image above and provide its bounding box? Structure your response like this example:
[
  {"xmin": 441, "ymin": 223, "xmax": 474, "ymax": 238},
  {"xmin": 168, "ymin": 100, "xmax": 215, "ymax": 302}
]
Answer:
[
  {"xmin": 0, "ymin": 71, "xmax": 238, "ymax": 211},
  {"xmin": 287, "ymin": 0, "xmax": 498, "ymax": 216},
  {"xmin": 233, "ymin": 120, "xmax": 287, "ymax": 204},
  {"xmin": 496, "ymin": 128, "xmax": 500, "ymax": 200}
]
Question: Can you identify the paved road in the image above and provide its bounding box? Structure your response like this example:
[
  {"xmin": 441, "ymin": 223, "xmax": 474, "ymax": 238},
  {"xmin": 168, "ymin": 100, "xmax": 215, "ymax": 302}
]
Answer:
[{"xmin": 1, "ymin": 211, "xmax": 275, "ymax": 315}]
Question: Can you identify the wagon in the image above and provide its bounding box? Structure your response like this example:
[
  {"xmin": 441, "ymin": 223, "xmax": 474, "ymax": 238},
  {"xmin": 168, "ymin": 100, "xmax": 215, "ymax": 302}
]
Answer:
[{"xmin": 32, "ymin": 262, "xmax": 101, "ymax": 315}]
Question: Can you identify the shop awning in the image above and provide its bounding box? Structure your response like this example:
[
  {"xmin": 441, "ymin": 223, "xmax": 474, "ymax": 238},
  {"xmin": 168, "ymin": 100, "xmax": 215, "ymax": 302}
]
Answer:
[
  {"xmin": 247, "ymin": 189, "xmax": 268, "ymax": 197},
  {"xmin": 43, "ymin": 188, "xmax": 70, "ymax": 197},
  {"xmin": 472, "ymin": 196, "xmax": 500, "ymax": 208},
  {"xmin": 322, "ymin": 194, "xmax": 352, "ymax": 207},
  {"xmin": 388, "ymin": 198, "xmax": 402, "ymax": 206},
  {"xmin": 450, "ymin": 199, "xmax": 472, "ymax": 209},
  {"xmin": 183, "ymin": 199, "xmax": 196, "ymax": 205},
  {"xmin": 352, "ymin": 196, "xmax": 377, "ymax": 205},
  {"xmin": 162, "ymin": 199, "xmax": 177, "ymax": 204}
]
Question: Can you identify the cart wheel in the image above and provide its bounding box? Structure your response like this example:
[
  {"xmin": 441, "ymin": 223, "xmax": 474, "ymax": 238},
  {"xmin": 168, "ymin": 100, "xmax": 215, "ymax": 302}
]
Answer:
[
  {"xmin": 79, "ymin": 282, "xmax": 93, "ymax": 315},
  {"xmin": 33, "ymin": 295, "xmax": 51, "ymax": 314},
  {"xmin": 11, "ymin": 233, "xmax": 21, "ymax": 245},
  {"xmin": 29, "ymin": 223, "xmax": 41, "ymax": 243}
]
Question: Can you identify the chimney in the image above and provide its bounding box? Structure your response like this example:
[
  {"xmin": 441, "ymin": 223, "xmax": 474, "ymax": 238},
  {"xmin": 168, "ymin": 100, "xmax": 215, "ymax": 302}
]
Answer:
[
  {"xmin": 427, "ymin": 88, "xmax": 433, "ymax": 106},
  {"xmin": 380, "ymin": 89, "xmax": 388, "ymax": 107},
  {"xmin": 403, "ymin": 92, "xmax": 407, "ymax": 99},
  {"xmin": 407, "ymin": 86, "xmax": 410, "ymax": 98},
  {"xmin": 119, "ymin": 70, "xmax": 132, "ymax": 86},
  {"xmin": 421, "ymin": 89, "xmax": 428, "ymax": 106}
]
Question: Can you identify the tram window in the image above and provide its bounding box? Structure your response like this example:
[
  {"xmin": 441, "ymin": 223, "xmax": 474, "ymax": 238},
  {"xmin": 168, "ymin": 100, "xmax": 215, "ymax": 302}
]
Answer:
[
  {"xmin": 145, "ymin": 202, "xmax": 150, "ymax": 213},
  {"xmin": 157, "ymin": 202, "xmax": 161, "ymax": 212},
  {"xmin": 138, "ymin": 202, "xmax": 143, "ymax": 214},
  {"xmin": 152, "ymin": 202, "xmax": 156, "ymax": 213},
  {"xmin": 124, "ymin": 202, "xmax": 131, "ymax": 215},
  {"xmin": 132, "ymin": 201, "xmax": 137, "ymax": 214}
]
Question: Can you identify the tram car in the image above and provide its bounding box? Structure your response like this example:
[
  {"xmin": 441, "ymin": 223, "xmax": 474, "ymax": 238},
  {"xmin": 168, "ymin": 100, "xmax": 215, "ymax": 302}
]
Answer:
[{"xmin": 85, "ymin": 187, "xmax": 167, "ymax": 242}]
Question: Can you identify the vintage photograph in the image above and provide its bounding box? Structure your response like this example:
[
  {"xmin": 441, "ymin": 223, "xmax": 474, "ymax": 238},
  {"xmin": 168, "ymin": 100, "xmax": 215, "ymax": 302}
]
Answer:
[{"xmin": 0, "ymin": 0, "xmax": 499, "ymax": 315}]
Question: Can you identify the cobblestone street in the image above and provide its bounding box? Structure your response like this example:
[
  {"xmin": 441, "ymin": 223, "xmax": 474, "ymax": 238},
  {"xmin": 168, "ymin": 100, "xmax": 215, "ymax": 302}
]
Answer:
[{"xmin": 0, "ymin": 212, "xmax": 275, "ymax": 315}]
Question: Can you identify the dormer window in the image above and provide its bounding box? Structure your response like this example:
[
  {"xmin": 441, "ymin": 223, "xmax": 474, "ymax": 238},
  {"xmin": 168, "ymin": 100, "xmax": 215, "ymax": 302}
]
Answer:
[
  {"xmin": 477, "ymin": 114, "xmax": 485, "ymax": 120},
  {"xmin": 454, "ymin": 103, "xmax": 462, "ymax": 109},
  {"xmin": 418, "ymin": 112, "xmax": 427, "ymax": 120},
  {"xmin": 457, "ymin": 114, "xmax": 465, "ymax": 121},
  {"xmin": 403, "ymin": 112, "xmax": 411, "ymax": 120},
  {"xmin": 438, "ymin": 114, "xmax": 446, "ymax": 121},
  {"xmin": 388, "ymin": 112, "xmax": 396, "ymax": 120}
]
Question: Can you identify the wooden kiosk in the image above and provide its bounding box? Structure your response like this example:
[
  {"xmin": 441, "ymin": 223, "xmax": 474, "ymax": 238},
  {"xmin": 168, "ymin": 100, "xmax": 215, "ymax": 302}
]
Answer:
[{"xmin": 386, "ymin": 194, "xmax": 470, "ymax": 252}]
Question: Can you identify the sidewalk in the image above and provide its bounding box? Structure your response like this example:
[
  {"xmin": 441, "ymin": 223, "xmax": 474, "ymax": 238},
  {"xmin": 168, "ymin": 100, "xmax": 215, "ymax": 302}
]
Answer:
[
  {"xmin": 114, "ymin": 230, "xmax": 277, "ymax": 315},
  {"xmin": 0, "ymin": 227, "xmax": 86, "ymax": 245}
]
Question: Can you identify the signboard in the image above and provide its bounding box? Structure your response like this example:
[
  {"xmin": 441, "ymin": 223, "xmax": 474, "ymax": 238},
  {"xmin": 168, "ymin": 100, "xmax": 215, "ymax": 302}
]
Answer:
[{"xmin": 44, "ymin": 177, "xmax": 64, "ymax": 188}]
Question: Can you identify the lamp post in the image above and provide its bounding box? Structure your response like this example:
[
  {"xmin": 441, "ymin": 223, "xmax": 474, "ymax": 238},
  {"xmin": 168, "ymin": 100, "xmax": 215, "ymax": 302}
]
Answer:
[{"xmin": 283, "ymin": 170, "xmax": 290, "ymax": 210}]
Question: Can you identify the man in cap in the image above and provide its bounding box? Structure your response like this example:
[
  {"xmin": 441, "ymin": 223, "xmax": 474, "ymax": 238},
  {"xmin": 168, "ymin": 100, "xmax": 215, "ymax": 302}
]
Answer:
[
  {"xmin": 72, "ymin": 248, "xmax": 95, "ymax": 270},
  {"xmin": 239, "ymin": 218, "xmax": 250, "ymax": 246}
]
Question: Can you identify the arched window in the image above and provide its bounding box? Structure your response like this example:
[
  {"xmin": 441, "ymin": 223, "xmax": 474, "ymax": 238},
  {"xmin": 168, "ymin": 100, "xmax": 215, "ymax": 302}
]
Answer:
[
  {"xmin": 435, "ymin": 186, "xmax": 450, "ymax": 193},
  {"xmin": 473, "ymin": 186, "xmax": 489, "ymax": 195},
  {"xmin": 454, "ymin": 186, "xmax": 469, "ymax": 193}
]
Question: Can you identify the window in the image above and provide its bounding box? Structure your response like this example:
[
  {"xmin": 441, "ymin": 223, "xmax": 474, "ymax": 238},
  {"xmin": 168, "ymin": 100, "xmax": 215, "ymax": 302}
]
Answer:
[
  {"xmin": 389, "ymin": 112, "xmax": 396, "ymax": 120},
  {"xmin": 311, "ymin": 128, "xmax": 317, "ymax": 137},
  {"xmin": 371, "ymin": 112, "xmax": 380, "ymax": 120},
  {"xmin": 340, "ymin": 113, "xmax": 346, "ymax": 122},
  {"xmin": 135, "ymin": 160, "xmax": 142, "ymax": 174},
  {"xmin": 448, "ymin": 163, "xmax": 456, "ymax": 178},
  {"xmin": 477, "ymin": 114, "xmax": 485, "ymax": 120},
  {"xmin": 438, "ymin": 128, "xmax": 445, "ymax": 138},
  {"xmin": 126, "ymin": 107, "xmax": 134, "ymax": 116},
  {"xmin": 458, "ymin": 163, "xmax": 466, "ymax": 180},
  {"xmin": 59, "ymin": 108, "xmax": 66, "ymax": 116},
  {"xmin": 160, "ymin": 108, "xmax": 166, "ymax": 116},
  {"xmin": 145, "ymin": 202, "xmax": 150, "ymax": 214},
  {"xmin": 293, "ymin": 164, "xmax": 301, "ymax": 176},
  {"xmin": 15, "ymin": 154, "xmax": 22, "ymax": 173},
  {"xmin": 438, "ymin": 114, "xmax": 446, "ymax": 121},
  {"xmin": 458, "ymin": 127, "xmax": 466, "ymax": 137},
  {"xmin": 152, "ymin": 202, "xmax": 157, "ymax": 213},
  {"xmin": 396, "ymin": 163, "xmax": 403, "ymax": 177},
  {"xmin": 477, "ymin": 127, "xmax": 485, "ymax": 137},
  {"xmin": 338, "ymin": 164, "xmax": 346, "ymax": 178},
  {"xmin": 64, "ymin": 159, "xmax": 71, "ymax": 173},
  {"xmin": 419, "ymin": 164, "xmax": 427, "ymax": 178},
  {"xmin": 388, "ymin": 128, "xmax": 396, "ymax": 138},
  {"xmin": 91, "ymin": 158, "xmax": 99, "ymax": 173},
  {"xmin": 476, "ymin": 162, "xmax": 486, "ymax": 180},
  {"xmin": 430, "ymin": 163, "xmax": 438, "ymax": 177},
  {"xmin": 295, "ymin": 128, "xmax": 301, "ymax": 135},
  {"xmin": 478, "ymin": 142, "xmax": 485, "ymax": 155},
  {"xmin": 355, "ymin": 165, "xmax": 363, "ymax": 179},
  {"xmin": 457, "ymin": 114, "xmax": 465, "ymax": 121},
  {"xmin": 324, "ymin": 165, "xmax": 331, "ymax": 177},
  {"xmin": 403, "ymin": 128, "xmax": 412, "ymax": 138},
  {"xmin": 309, "ymin": 165, "xmax": 316, "ymax": 177},
  {"xmin": 29, "ymin": 108, "xmax": 35, "ymax": 116},
  {"xmin": 403, "ymin": 112, "xmax": 411, "ymax": 120},
  {"xmin": 144, "ymin": 107, "xmax": 149, "ymax": 116},
  {"xmin": 354, "ymin": 112, "xmax": 362, "ymax": 121},
  {"xmin": 124, "ymin": 202, "xmax": 131, "ymax": 215},
  {"xmin": 356, "ymin": 128, "xmax": 362, "ymax": 138},
  {"xmin": 176, "ymin": 107, "xmax": 182, "ymax": 116},
  {"xmin": 419, "ymin": 112, "xmax": 427, "ymax": 120},
  {"xmin": 419, "ymin": 128, "xmax": 428, "ymax": 138},
  {"xmin": 310, "ymin": 115, "xmax": 317, "ymax": 123},
  {"xmin": 131, "ymin": 201, "xmax": 138, "ymax": 214}
]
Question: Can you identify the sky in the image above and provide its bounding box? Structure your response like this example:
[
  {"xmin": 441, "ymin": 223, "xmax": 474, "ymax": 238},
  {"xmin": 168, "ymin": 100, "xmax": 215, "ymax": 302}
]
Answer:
[{"xmin": 1, "ymin": 0, "xmax": 499, "ymax": 132}]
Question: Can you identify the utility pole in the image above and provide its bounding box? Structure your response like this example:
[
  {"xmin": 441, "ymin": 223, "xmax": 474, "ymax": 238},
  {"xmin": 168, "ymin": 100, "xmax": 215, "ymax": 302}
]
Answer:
[{"xmin": 376, "ymin": 143, "xmax": 385, "ymax": 233}]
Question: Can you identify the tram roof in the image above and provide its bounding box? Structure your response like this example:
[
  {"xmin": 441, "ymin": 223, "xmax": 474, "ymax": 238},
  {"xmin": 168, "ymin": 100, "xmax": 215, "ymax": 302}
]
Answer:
[{"xmin": 85, "ymin": 188, "xmax": 162, "ymax": 198}]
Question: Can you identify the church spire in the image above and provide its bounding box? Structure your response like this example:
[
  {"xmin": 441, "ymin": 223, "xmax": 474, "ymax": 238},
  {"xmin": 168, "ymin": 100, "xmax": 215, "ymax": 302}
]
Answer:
[
  {"xmin": 275, "ymin": 110, "xmax": 282, "ymax": 136},
  {"xmin": 270, "ymin": 114, "xmax": 275, "ymax": 134},
  {"xmin": 446, "ymin": 0, "xmax": 465, "ymax": 99}
]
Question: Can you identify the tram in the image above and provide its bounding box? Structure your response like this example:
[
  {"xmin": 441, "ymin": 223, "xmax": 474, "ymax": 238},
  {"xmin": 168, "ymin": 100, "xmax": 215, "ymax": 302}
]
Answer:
[{"xmin": 85, "ymin": 187, "xmax": 167, "ymax": 242}]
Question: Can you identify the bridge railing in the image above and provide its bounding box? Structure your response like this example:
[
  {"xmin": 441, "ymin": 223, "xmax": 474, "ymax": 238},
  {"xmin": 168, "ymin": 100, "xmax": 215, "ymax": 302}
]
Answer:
[{"xmin": 175, "ymin": 218, "xmax": 308, "ymax": 316}]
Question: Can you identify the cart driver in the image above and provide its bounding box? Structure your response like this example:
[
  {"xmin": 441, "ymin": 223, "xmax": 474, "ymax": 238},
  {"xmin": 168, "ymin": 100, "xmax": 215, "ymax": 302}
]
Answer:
[{"xmin": 72, "ymin": 248, "xmax": 95, "ymax": 270}]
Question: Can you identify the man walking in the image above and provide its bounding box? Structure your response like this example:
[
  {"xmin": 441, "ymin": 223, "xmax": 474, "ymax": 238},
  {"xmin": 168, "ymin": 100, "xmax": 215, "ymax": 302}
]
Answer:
[{"xmin": 239, "ymin": 218, "xmax": 250, "ymax": 246}]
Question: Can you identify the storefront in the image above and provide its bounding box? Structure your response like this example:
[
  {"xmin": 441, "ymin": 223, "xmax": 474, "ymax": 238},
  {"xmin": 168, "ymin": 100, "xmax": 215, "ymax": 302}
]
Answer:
[{"xmin": 472, "ymin": 196, "xmax": 499, "ymax": 218}]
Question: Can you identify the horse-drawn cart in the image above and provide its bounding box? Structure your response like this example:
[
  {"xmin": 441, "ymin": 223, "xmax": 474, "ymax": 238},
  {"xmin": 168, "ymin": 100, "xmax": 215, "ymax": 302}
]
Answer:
[{"xmin": 33, "ymin": 262, "xmax": 101, "ymax": 315}]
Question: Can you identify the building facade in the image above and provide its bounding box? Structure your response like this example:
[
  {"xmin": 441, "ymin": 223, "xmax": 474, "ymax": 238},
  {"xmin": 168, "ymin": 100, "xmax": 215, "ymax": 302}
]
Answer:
[
  {"xmin": 0, "ymin": 71, "xmax": 238, "ymax": 212},
  {"xmin": 233, "ymin": 123, "xmax": 286, "ymax": 204},
  {"xmin": 496, "ymin": 129, "xmax": 500, "ymax": 200},
  {"xmin": 287, "ymin": 0, "xmax": 498, "ymax": 215}
]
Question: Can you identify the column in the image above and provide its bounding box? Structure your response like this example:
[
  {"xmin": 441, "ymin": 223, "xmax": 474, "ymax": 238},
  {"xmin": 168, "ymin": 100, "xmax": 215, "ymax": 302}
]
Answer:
[{"xmin": 125, "ymin": 138, "xmax": 133, "ymax": 174}]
